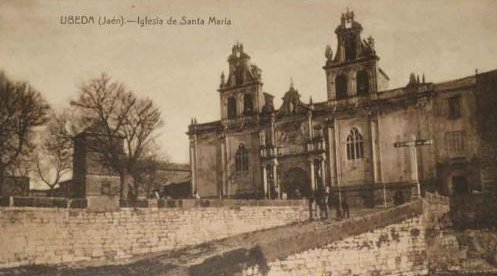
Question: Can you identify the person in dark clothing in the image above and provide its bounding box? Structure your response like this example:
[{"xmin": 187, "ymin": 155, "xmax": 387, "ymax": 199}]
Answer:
[
  {"xmin": 308, "ymin": 191, "xmax": 316, "ymax": 220},
  {"xmin": 393, "ymin": 190, "xmax": 405, "ymax": 206},
  {"xmin": 329, "ymin": 191, "xmax": 342, "ymax": 220},
  {"xmin": 322, "ymin": 186, "xmax": 331, "ymax": 220},
  {"xmin": 127, "ymin": 184, "xmax": 135, "ymax": 201},
  {"xmin": 270, "ymin": 186, "xmax": 278, "ymax": 199},
  {"xmin": 341, "ymin": 192, "xmax": 350, "ymax": 219},
  {"xmin": 316, "ymin": 186, "xmax": 328, "ymax": 220}
]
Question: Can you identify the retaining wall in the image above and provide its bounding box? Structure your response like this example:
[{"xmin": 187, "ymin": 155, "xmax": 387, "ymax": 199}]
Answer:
[{"xmin": 0, "ymin": 201, "xmax": 307, "ymax": 268}]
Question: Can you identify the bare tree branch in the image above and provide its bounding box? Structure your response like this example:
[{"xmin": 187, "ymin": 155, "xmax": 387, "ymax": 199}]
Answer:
[
  {"xmin": 34, "ymin": 110, "xmax": 75, "ymax": 195},
  {"xmin": 70, "ymin": 73, "xmax": 164, "ymax": 199},
  {"xmin": 0, "ymin": 71, "xmax": 50, "ymax": 194}
]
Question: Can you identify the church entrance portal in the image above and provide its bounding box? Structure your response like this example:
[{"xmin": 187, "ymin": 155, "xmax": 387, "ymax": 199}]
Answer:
[{"xmin": 282, "ymin": 167, "xmax": 311, "ymax": 199}]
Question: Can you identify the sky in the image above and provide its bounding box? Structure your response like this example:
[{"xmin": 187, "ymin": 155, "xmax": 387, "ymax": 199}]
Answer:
[{"xmin": 1, "ymin": 0, "xmax": 497, "ymax": 165}]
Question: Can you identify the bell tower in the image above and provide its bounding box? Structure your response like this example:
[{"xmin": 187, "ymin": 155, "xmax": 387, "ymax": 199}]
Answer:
[
  {"xmin": 323, "ymin": 10, "xmax": 389, "ymax": 101},
  {"xmin": 218, "ymin": 43, "xmax": 265, "ymax": 121}
]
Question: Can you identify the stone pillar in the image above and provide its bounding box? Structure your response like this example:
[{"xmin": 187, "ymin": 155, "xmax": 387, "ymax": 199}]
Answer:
[
  {"xmin": 307, "ymin": 110, "xmax": 313, "ymax": 144},
  {"xmin": 327, "ymin": 124, "xmax": 336, "ymax": 187},
  {"xmin": 310, "ymin": 159, "xmax": 316, "ymax": 192},
  {"xmin": 349, "ymin": 70, "xmax": 357, "ymax": 96},
  {"xmin": 333, "ymin": 118, "xmax": 342, "ymax": 203},
  {"xmin": 237, "ymin": 93, "xmax": 243, "ymax": 117},
  {"xmin": 272, "ymin": 159, "xmax": 279, "ymax": 199},
  {"xmin": 189, "ymin": 134, "xmax": 198, "ymax": 197},
  {"xmin": 410, "ymin": 134, "xmax": 421, "ymax": 197},
  {"xmin": 270, "ymin": 114, "xmax": 276, "ymax": 146},
  {"xmin": 320, "ymin": 157, "xmax": 327, "ymax": 187},
  {"xmin": 220, "ymin": 133, "xmax": 227, "ymax": 198},
  {"xmin": 369, "ymin": 117, "xmax": 378, "ymax": 183},
  {"xmin": 262, "ymin": 163, "xmax": 268, "ymax": 199}
]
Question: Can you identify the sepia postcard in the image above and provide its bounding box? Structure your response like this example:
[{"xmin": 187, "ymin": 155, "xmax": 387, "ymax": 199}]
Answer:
[{"xmin": 1, "ymin": 0, "xmax": 497, "ymax": 275}]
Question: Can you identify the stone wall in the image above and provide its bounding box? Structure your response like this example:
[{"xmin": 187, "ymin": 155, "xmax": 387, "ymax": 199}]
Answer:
[
  {"xmin": 246, "ymin": 216, "xmax": 427, "ymax": 276},
  {"xmin": 450, "ymin": 194, "xmax": 497, "ymax": 229},
  {"xmin": 240, "ymin": 200, "xmax": 427, "ymax": 276},
  {"xmin": 427, "ymin": 229, "xmax": 497, "ymax": 274},
  {"xmin": 0, "ymin": 203, "xmax": 307, "ymax": 269}
]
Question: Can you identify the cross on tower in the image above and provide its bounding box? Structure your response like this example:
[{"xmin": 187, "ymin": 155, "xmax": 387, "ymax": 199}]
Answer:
[{"xmin": 393, "ymin": 135, "xmax": 432, "ymax": 198}]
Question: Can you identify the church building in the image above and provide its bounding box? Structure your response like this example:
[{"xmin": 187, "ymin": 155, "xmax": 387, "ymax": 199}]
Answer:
[{"xmin": 187, "ymin": 10, "xmax": 497, "ymax": 206}]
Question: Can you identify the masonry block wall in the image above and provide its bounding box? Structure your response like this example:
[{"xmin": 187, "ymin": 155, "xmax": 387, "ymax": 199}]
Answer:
[
  {"xmin": 0, "ymin": 205, "xmax": 307, "ymax": 268},
  {"xmin": 244, "ymin": 216, "xmax": 427, "ymax": 276}
]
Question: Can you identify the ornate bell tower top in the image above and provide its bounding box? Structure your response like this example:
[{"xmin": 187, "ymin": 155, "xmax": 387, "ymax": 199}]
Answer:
[
  {"xmin": 219, "ymin": 42, "xmax": 262, "ymax": 91},
  {"xmin": 218, "ymin": 43, "xmax": 266, "ymax": 121},
  {"xmin": 327, "ymin": 9, "xmax": 377, "ymax": 66},
  {"xmin": 323, "ymin": 10, "xmax": 389, "ymax": 101}
]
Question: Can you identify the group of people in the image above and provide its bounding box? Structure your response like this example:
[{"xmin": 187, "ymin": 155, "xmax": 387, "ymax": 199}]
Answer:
[{"xmin": 307, "ymin": 186, "xmax": 350, "ymax": 221}]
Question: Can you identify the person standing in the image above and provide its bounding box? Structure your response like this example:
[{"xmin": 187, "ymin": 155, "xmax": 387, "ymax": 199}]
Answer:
[
  {"xmin": 341, "ymin": 192, "xmax": 350, "ymax": 219},
  {"xmin": 322, "ymin": 186, "xmax": 330, "ymax": 219},
  {"xmin": 308, "ymin": 191, "xmax": 316, "ymax": 220},
  {"xmin": 330, "ymin": 191, "xmax": 341, "ymax": 220},
  {"xmin": 319, "ymin": 186, "xmax": 330, "ymax": 220}
]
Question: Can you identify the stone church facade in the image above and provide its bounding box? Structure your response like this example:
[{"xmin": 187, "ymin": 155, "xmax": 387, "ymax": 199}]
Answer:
[{"xmin": 188, "ymin": 10, "xmax": 497, "ymax": 206}]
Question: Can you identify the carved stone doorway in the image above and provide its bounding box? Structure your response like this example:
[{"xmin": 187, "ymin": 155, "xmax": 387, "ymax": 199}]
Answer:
[{"xmin": 282, "ymin": 167, "xmax": 311, "ymax": 199}]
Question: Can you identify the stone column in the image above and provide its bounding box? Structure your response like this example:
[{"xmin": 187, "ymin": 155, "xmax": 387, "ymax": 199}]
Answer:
[
  {"xmin": 333, "ymin": 118, "xmax": 342, "ymax": 203},
  {"xmin": 270, "ymin": 114, "xmax": 276, "ymax": 146},
  {"xmin": 272, "ymin": 159, "xmax": 279, "ymax": 199},
  {"xmin": 237, "ymin": 92, "xmax": 243, "ymax": 117},
  {"xmin": 369, "ymin": 117, "xmax": 378, "ymax": 183},
  {"xmin": 326, "ymin": 124, "xmax": 336, "ymax": 187},
  {"xmin": 410, "ymin": 134, "xmax": 421, "ymax": 197},
  {"xmin": 262, "ymin": 163, "xmax": 268, "ymax": 199},
  {"xmin": 307, "ymin": 110, "xmax": 313, "ymax": 145},
  {"xmin": 189, "ymin": 135, "xmax": 197, "ymax": 197},
  {"xmin": 220, "ymin": 133, "xmax": 227, "ymax": 198},
  {"xmin": 320, "ymin": 157, "xmax": 327, "ymax": 187},
  {"xmin": 349, "ymin": 70, "xmax": 357, "ymax": 97},
  {"xmin": 309, "ymin": 158, "xmax": 316, "ymax": 192}
]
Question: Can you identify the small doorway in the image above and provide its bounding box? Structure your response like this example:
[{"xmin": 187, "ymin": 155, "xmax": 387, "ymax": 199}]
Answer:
[{"xmin": 452, "ymin": 176, "xmax": 469, "ymax": 195}]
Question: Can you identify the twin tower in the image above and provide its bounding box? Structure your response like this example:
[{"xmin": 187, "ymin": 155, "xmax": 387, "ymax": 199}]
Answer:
[{"xmin": 217, "ymin": 9, "xmax": 389, "ymax": 122}]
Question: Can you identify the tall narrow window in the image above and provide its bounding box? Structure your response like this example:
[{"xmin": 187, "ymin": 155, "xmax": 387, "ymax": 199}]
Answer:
[
  {"xmin": 345, "ymin": 37, "xmax": 357, "ymax": 61},
  {"xmin": 448, "ymin": 96, "xmax": 461, "ymax": 119},
  {"xmin": 346, "ymin": 128, "xmax": 364, "ymax": 160},
  {"xmin": 356, "ymin": 70, "xmax": 369, "ymax": 96},
  {"xmin": 243, "ymin": 94, "xmax": 253, "ymax": 116},
  {"xmin": 227, "ymin": 96, "xmax": 237, "ymax": 119},
  {"xmin": 335, "ymin": 74, "xmax": 348, "ymax": 100},
  {"xmin": 235, "ymin": 144, "xmax": 249, "ymax": 172}
]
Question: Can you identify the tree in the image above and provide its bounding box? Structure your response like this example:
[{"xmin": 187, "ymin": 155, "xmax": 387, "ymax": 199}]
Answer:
[
  {"xmin": 4, "ymin": 147, "xmax": 35, "ymax": 178},
  {"xmin": 131, "ymin": 143, "xmax": 170, "ymax": 198},
  {"xmin": 70, "ymin": 73, "xmax": 163, "ymax": 199},
  {"xmin": 0, "ymin": 71, "xmax": 50, "ymax": 195},
  {"xmin": 35, "ymin": 110, "xmax": 75, "ymax": 196}
]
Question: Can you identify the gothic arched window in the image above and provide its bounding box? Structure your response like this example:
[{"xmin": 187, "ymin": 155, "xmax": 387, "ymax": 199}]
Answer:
[
  {"xmin": 346, "ymin": 128, "xmax": 364, "ymax": 160},
  {"xmin": 336, "ymin": 74, "xmax": 348, "ymax": 100},
  {"xmin": 235, "ymin": 144, "xmax": 249, "ymax": 172},
  {"xmin": 356, "ymin": 70, "xmax": 369, "ymax": 96},
  {"xmin": 227, "ymin": 96, "xmax": 237, "ymax": 119},
  {"xmin": 243, "ymin": 94, "xmax": 253, "ymax": 116}
]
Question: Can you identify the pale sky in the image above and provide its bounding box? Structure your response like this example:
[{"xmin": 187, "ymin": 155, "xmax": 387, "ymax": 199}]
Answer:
[{"xmin": 1, "ymin": 0, "xmax": 497, "ymax": 164}]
